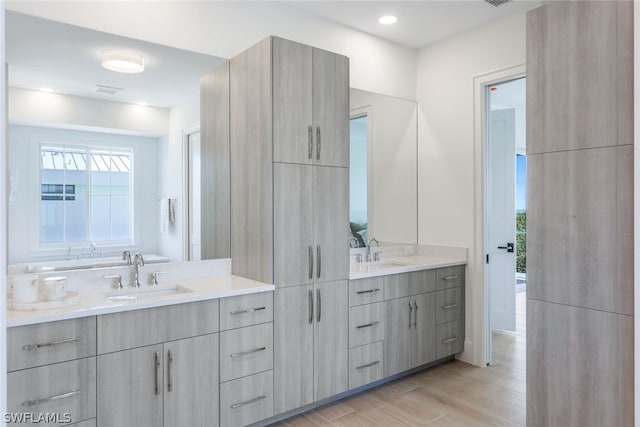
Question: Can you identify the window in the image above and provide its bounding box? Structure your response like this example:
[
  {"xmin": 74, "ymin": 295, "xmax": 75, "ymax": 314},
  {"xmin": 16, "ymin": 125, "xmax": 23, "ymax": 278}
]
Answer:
[{"xmin": 40, "ymin": 145, "xmax": 132, "ymax": 245}]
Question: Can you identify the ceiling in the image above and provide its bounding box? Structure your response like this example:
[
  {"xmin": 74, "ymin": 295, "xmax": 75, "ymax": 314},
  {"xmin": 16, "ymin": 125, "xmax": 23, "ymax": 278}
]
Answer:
[
  {"xmin": 287, "ymin": 0, "xmax": 540, "ymax": 49},
  {"xmin": 5, "ymin": 1, "xmax": 539, "ymax": 109},
  {"xmin": 6, "ymin": 11, "xmax": 226, "ymax": 108}
]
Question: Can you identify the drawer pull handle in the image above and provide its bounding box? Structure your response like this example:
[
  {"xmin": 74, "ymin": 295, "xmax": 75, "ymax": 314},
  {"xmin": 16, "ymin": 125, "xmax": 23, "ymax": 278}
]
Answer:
[
  {"xmin": 356, "ymin": 288, "xmax": 381, "ymax": 295},
  {"xmin": 442, "ymin": 275, "xmax": 458, "ymax": 281},
  {"xmin": 22, "ymin": 337, "xmax": 80, "ymax": 351},
  {"xmin": 167, "ymin": 350, "xmax": 173, "ymax": 392},
  {"xmin": 230, "ymin": 347, "xmax": 267, "ymax": 358},
  {"xmin": 231, "ymin": 394, "xmax": 267, "ymax": 409},
  {"xmin": 442, "ymin": 336, "xmax": 459, "ymax": 344},
  {"xmin": 356, "ymin": 360, "xmax": 380, "ymax": 370},
  {"xmin": 442, "ymin": 303, "xmax": 459, "ymax": 310},
  {"xmin": 22, "ymin": 389, "xmax": 80, "ymax": 407},
  {"xmin": 154, "ymin": 352, "xmax": 160, "ymax": 395},
  {"xmin": 356, "ymin": 321, "xmax": 380, "ymax": 329},
  {"xmin": 308, "ymin": 125, "xmax": 313, "ymax": 159},
  {"xmin": 230, "ymin": 306, "xmax": 266, "ymax": 315}
]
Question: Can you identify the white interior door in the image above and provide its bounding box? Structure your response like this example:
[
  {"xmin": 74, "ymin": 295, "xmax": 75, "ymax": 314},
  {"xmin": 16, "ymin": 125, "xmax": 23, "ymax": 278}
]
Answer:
[
  {"xmin": 188, "ymin": 132, "xmax": 201, "ymax": 261},
  {"xmin": 488, "ymin": 108, "xmax": 516, "ymax": 332}
]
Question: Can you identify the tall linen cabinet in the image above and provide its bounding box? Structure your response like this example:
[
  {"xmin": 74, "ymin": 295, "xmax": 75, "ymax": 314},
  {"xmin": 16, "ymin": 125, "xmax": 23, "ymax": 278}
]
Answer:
[
  {"xmin": 212, "ymin": 36, "xmax": 350, "ymax": 416},
  {"xmin": 526, "ymin": 2, "xmax": 634, "ymax": 426}
]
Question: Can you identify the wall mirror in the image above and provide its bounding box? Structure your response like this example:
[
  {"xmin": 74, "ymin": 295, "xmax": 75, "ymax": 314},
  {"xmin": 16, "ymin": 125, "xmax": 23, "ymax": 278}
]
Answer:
[
  {"xmin": 349, "ymin": 88, "xmax": 418, "ymax": 248},
  {"xmin": 6, "ymin": 11, "xmax": 225, "ymax": 272}
]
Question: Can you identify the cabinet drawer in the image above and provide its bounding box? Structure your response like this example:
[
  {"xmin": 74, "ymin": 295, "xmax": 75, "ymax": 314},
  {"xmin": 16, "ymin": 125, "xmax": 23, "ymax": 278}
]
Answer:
[
  {"xmin": 349, "ymin": 277, "xmax": 384, "ymax": 306},
  {"xmin": 97, "ymin": 299, "xmax": 219, "ymax": 354},
  {"xmin": 349, "ymin": 302, "xmax": 384, "ymax": 348},
  {"xmin": 8, "ymin": 317, "xmax": 97, "ymax": 372},
  {"xmin": 349, "ymin": 341, "xmax": 384, "ymax": 389},
  {"xmin": 436, "ymin": 287, "xmax": 463, "ymax": 325},
  {"xmin": 436, "ymin": 320, "xmax": 464, "ymax": 359},
  {"xmin": 384, "ymin": 270, "xmax": 436, "ymax": 300},
  {"xmin": 220, "ymin": 323, "xmax": 273, "ymax": 382},
  {"xmin": 436, "ymin": 266, "xmax": 465, "ymax": 290},
  {"xmin": 7, "ymin": 358, "xmax": 96, "ymax": 427},
  {"xmin": 220, "ymin": 370, "xmax": 274, "ymax": 427},
  {"xmin": 220, "ymin": 292, "xmax": 273, "ymax": 331}
]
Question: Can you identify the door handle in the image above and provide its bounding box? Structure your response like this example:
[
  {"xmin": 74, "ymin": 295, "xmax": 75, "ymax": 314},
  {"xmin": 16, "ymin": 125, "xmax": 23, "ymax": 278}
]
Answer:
[
  {"xmin": 408, "ymin": 301, "xmax": 412, "ymax": 328},
  {"xmin": 308, "ymin": 125, "xmax": 313, "ymax": 160},
  {"xmin": 497, "ymin": 243, "xmax": 514, "ymax": 253},
  {"xmin": 167, "ymin": 350, "xmax": 173, "ymax": 392},
  {"xmin": 316, "ymin": 126, "xmax": 321, "ymax": 160},
  {"xmin": 308, "ymin": 289, "xmax": 313, "ymax": 324},
  {"xmin": 308, "ymin": 245, "xmax": 313, "ymax": 280},
  {"xmin": 316, "ymin": 289, "xmax": 321, "ymax": 323},
  {"xmin": 317, "ymin": 245, "xmax": 321, "ymax": 279}
]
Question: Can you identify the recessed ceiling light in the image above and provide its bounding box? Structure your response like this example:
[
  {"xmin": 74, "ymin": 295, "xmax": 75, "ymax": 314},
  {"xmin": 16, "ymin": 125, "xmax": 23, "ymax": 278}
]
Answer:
[
  {"xmin": 40, "ymin": 88, "xmax": 54, "ymax": 93},
  {"xmin": 101, "ymin": 49, "xmax": 145, "ymax": 74},
  {"xmin": 136, "ymin": 101, "xmax": 148, "ymax": 106},
  {"xmin": 379, "ymin": 15, "xmax": 398, "ymax": 25}
]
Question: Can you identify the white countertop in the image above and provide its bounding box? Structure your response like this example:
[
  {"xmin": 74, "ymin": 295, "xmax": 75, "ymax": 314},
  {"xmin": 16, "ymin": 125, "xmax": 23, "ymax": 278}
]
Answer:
[
  {"xmin": 349, "ymin": 255, "xmax": 466, "ymax": 280},
  {"xmin": 7, "ymin": 275, "xmax": 274, "ymax": 327}
]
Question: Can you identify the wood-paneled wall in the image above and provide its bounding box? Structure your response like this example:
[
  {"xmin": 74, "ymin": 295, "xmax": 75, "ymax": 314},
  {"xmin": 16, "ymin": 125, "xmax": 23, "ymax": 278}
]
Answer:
[{"xmin": 526, "ymin": 2, "xmax": 634, "ymax": 425}]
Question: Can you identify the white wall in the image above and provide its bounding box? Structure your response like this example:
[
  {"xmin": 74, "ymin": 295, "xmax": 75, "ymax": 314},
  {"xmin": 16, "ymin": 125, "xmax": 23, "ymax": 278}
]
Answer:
[
  {"xmin": 9, "ymin": 87, "xmax": 169, "ymax": 135},
  {"xmin": 6, "ymin": 1, "xmax": 417, "ymax": 100},
  {"xmin": 8, "ymin": 124, "xmax": 160, "ymax": 263},
  {"xmin": 416, "ymin": 12, "xmax": 527, "ymax": 365}
]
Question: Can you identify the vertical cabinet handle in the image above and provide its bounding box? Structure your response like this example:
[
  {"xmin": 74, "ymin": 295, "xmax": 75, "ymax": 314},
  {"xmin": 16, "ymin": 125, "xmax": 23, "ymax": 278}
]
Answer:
[
  {"xmin": 167, "ymin": 350, "xmax": 173, "ymax": 392},
  {"xmin": 154, "ymin": 352, "xmax": 160, "ymax": 395},
  {"xmin": 308, "ymin": 245, "xmax": 313, "ymax": 280},
  {"xmin": 316, "ymin": 126, "xmax": 321, "ymax": 160},
  {"xmin": 308, "ymin": 125, "xmax": 313, "ymax": 160},
  {"xmin": 413, "ymin": 300, "xmax": 418, "ymax": 327},
  {"xmin": 308, "ymin": 289, "xmax": 313, "ymax": 324},
  {"xmin": 317, "ymin": 289, "xmax": 321, "ymax": 322},
  {"xmin": 317, "ymin": 245, "xmax": 321, "ymax": 279},
  {"xmin": 408, "ymin": 301, "xmax": 413, "ymax": 328}
]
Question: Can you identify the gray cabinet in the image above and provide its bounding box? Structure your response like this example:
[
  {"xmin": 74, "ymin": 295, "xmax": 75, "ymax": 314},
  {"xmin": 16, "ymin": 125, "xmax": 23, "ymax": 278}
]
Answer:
[
  {"xmin": 98, "ymin": 335, "xmax": 219, "ymax": 427},
  {"xmin": 228, "ymin": 37, "xmax": 349, "ymax": 286},
  {"xmin": 384, "ymin": 267, "xmax": 462, "ymax": 377},
  {"xmin": 274, "ymin": 281, "xmax": 348, "ymax": 414},
  {"xmin": 164, "ymin": 335, "xmax": 220, "ymax": 427},
  {"xmin": 272, "ymin": 37, "xmax": 349, "ymax": 168},
  {"xmin": 274, "ymin": 163, "xmax": 348, "ymax": 287},
  {"xmin": 97, "ymin": 344, "xmax": 164, "ymax": 427},
  {"xmin": 8, "ymin": 358, "xmax": 96, "ymax": 427}
]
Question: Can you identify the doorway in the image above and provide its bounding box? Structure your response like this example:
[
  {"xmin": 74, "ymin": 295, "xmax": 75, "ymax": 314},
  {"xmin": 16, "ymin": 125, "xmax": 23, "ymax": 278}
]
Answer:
[
  {"xmin": 485, "ymin": 77, "xmax": 526, "ymax": 364},
  {"xmin": 185, "ymin": 129, "xmax": 201, "ymax": 261}
]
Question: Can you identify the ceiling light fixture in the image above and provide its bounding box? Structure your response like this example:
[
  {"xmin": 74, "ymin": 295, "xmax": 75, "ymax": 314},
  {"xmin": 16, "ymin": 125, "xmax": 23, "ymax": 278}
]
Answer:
[
  {"xmin": 136, "ymin": 101, "xmax": 148, "ymax": 106},
  {"xmin": 379, "ymin": 15, "xmax": 398, "ymax": 25},
  {"xmin": 40, "ymin": 88, "xmax": 55, "ymax": 93},
  {"xmin": 101, "ymin": 49, "xmax": 145, "ymax": 74}
]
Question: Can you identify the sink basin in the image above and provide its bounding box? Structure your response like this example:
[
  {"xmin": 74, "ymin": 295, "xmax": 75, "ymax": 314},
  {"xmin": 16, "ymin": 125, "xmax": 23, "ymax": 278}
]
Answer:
[
  {"xmin": 367, "ymin": 262, "xmax": 408, "ymax": 271},
  {"xmin": 103, "ymin": 285, "xmax": 193, "ymax": 303}
]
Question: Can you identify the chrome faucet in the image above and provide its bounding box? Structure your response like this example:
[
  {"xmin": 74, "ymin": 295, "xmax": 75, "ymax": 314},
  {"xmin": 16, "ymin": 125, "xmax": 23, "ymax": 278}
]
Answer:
[
  {"xmin": 122, "ymin": 250, "xmax": 132, "ymax": 266},
  {"xmin": 133, "ymin": 253, "xmax": 145, "ymax": 288},
  {"xmin": 90, "ymin": 242, "xmax": 97, "ymax": 258},
  {"xmin": 367, "ymin": 238, "xmax": 380, "ymax": 262},
  {"xmin": 349, "ymin": 237, "xmax": 360, "ymax": 248}
]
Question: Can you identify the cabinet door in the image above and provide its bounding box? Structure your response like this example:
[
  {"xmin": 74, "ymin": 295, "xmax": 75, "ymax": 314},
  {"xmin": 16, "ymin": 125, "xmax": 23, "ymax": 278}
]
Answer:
[
  {"xmin": 313, "ymin": 166, "xmax": 349, "ymax": 283},
  {"xmin": 274, "ymin": 163, "xmax": 314, "ymax": 287},
  {"xmin": 273, "ymin": 37, "xmax": 313, "ymax": 165},
  {"xmin": 312, "ymin": 48, "xmax": 349, "ymax": 167},
  {"xmin": 97, "ymin": 345, "xmax": 163, "ymax": 427},
  {"xmin": 273, "ymin": 285, "xmax": 314, "ymax": 414},
  {"xmin": 164, "ymin": 335, "xmax": 219, "ymax": 427},
  {"xmin": 413, "ymin": 292, "xmax": 436, "ymax": 366},
  {"xmin": 384, "ymin": 297, "xmax": 413, "ymax": 376},
  {"xmin": 314, "ymin": 280, "xmax": 349, "ymax": 401}
]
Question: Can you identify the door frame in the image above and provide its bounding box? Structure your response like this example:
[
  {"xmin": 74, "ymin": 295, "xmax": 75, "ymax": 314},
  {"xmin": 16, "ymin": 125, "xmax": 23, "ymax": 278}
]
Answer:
[
  {"xmin": 472, "ymin": 64, "xmax": 525, "ymax": 366},
  {"xmin": 181, "ymin": 122, "xmax": 200, "ymax": 262}
]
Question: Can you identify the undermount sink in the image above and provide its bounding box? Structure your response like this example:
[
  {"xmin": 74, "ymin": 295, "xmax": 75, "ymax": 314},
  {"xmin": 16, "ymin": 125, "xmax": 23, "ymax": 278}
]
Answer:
[
  {"xmin": 359, "ymin": 261, "xmax": 410, "ymax": 271},
  {"xmin": 103, "ymin": 284, "xmax": 193, "ymax": 302}
]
